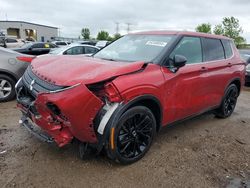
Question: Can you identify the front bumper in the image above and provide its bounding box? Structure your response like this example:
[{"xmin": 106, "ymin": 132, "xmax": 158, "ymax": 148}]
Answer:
[
  {"xmin": 16, "ymin": 82, "xmax": 104, "ymax": 147},
  {"xmin": 20, "ymin": 115, "xmax": 54, "ymax": 144}
]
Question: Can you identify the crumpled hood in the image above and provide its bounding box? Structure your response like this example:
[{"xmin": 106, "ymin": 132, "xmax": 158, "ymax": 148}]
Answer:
[{"xmin": 31, "ymin": 55, "xmax": 145, "ymax": 86}]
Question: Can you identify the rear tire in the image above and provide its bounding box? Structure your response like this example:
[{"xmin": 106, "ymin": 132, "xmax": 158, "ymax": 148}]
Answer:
[
  {"xmin": 214, "ymin": 84, "xmax": 238, "ymax": 118},
  {"xmin": 106, "ymin": 106, "xmax": 156, "ymax": 164},
  {"xmin": 0, "ymin": 74, "xmax": 16, "ymax": 102}
]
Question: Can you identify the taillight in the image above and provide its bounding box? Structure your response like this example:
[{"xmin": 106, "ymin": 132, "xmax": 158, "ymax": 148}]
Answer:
[
  {"xmin": 104, "ymin": 82, "xmax": 122, "ymax": 102},
  {"xmin": 17, "ymin": 56, "xmax": 35, "ymax": 63}
]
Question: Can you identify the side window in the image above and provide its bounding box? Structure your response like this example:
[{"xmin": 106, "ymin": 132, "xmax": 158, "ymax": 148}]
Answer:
[
  {"xmin": 85, "ymin": 47, "xmax": 98, "ymax": 54},
  {"xmin": 6, "ymin": 38, "xmax": 17, "ymax": 43},
  {"xmin": 64, "ymin": 46, "xmax": 84, "ymax": 55},
  {"xmin": 32, "ymin": 43, "xmax": 44, "ymax": 48},
  {"xmin": 56, "ymin": 42, "xmax": 67, "ymax": 46},
  {"xmin": 222, "ymin": 39, "xmax": 233, "ymax": 59},
  {"xmin": 202, "ymin": 38, "xmax": 225, "ymax": 61},
  {"xmin": 49, "ymin": 43, "xmax": 57, "ymax": 48},
  {"xmin": 169, "ymin": 37, "xmax": 202, "ymax": 64}
]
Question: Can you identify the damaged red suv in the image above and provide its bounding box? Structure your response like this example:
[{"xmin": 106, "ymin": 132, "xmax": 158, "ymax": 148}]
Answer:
[{"xmin": 16, "ymin": 31, "xmax": 245, "ymax": 164}]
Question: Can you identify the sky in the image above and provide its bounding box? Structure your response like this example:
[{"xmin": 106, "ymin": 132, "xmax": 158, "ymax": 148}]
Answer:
[{"xmin": 0, "ymin": 0, "xmax": 250, "ymax": 42}]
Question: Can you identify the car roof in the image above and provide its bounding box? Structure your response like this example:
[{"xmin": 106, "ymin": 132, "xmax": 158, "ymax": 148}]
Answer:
[
  {"xmin": 68, "ymin": 44, "xmax": 99, "ymax": 49},
  {"xmin": 132, "ymin": 30, "xmax": 231, "ymax": 40}
]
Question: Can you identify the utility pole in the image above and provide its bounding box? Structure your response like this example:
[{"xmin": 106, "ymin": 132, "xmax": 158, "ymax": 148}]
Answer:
[
  {"xmin": 126, "ymin": 23, "xmax": 132, "ymax": 33},
  {"xmin": 115, "ymin": 22, "xmax": 120, "ymax": 34}
]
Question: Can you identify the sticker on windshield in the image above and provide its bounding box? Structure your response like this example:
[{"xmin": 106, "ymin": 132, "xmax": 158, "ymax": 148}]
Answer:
[{"xmin": 146, "ymin": 41, "xmax": 167, "ymax": 47}]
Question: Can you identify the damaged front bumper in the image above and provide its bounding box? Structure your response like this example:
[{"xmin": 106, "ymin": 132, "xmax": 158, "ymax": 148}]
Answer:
[
  {"xmin": 19, "ymin": 116, "xmax": 54, "ymax": 144},
  {"xmin": 16, "ymin": 80, "xmax": 105, "ymax": 147}
]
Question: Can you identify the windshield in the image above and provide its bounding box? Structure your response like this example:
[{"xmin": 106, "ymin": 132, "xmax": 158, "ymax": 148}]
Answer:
[{"xmin": 94, "ymin": 34, "xmax": 176, "ymax": 62}]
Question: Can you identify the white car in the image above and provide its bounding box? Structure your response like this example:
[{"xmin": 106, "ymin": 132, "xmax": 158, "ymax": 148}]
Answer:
[
  {"xmin": 41, "ymin": 44, "xmax": 100, "ymax": 57},
  {"xmin": 95, "ymin": 40, "xmax": 110, "ymax": 49},
  {"xmin": 5, "ymin": 38, "xmax": 25, "ymax": 48},
  {"xmin": 51, "ymin": 41, "xmax": 70, "ymax": 47}
]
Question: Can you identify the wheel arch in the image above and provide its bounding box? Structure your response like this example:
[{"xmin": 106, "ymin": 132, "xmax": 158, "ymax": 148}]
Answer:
[
  {"xmin": 100, "ymin": 94, "xmax": 163, "ymax": 160},
  {"xmin": 226, "ymin": 78, "xmax": 241, "ymax": 96},
  {"xmin": 123, "ymin": 95, "xmax": 163, "ymax": 132},
  {"xmin": 0, "ymin": 69, "xmax": 19, "ymax": 82}
]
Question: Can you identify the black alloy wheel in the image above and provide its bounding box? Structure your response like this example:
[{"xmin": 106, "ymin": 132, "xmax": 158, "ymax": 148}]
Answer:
[
  {"xmin": 215, "ymin": 84, "xmax": 238, "ymax": 118},
  {"xmin": 111, "ymin": 106, "xmax": 156, "ymax": 164}
]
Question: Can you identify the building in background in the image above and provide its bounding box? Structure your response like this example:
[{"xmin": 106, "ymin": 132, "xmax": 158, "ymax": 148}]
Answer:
[{"xmin": 0, "ymin": 20, "xmax": 58, "ymax": 42}]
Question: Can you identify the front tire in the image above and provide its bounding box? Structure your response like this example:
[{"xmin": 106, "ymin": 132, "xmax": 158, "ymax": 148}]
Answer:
[
  {"xmin": 107, "ymin": 106, "xmax": 156, "ymax": 164},
  {"xmin": 214, "ymin": 84, "xmax": 238, "ymax": 118},
  {"xmin": 0, "ymin": 74, "xmax": 16, "ymax": 102}
]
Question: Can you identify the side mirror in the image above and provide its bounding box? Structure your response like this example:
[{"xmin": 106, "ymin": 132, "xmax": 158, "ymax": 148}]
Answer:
[
  {"xmin": 173, "ymin": 55, "xmax": 187, "ymax": 68},
  {"xmin": 28, "ymin": 47, "xmax": 33, "ymax": 51}
]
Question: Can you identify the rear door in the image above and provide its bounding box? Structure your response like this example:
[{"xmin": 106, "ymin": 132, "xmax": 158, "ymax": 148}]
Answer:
[
  {"xmin": 200, "ymin": 38, "xmax": 230, "ymax": 108},
  {"xmin": 161, "ymin": 36, "xmax": 210, "ymax": 124}
]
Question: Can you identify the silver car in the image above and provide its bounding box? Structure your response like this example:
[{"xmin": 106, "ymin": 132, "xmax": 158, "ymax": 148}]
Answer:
[{"xmin": 0, "ymin": 47, "xmax": 34, "ymax": 102}]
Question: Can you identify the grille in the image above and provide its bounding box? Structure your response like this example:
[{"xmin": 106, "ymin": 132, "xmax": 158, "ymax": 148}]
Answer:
[{"xmin": 21, "ymin": 66, "xmax": 65, "ymax": 97}]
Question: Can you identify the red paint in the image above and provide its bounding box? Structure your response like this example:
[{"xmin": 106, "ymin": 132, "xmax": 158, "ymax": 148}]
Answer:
[
  {"xmin": 17, "ymin": 31, "xmax": 245, "ymax": 147},
  {"xmin": 31, "ymin": 56, "xmax": 145, "ymax": 86}
]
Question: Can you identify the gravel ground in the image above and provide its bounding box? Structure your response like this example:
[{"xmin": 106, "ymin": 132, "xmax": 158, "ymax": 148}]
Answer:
[{"xmin": 0, "ymin": 88, "xmax": 250, "ymax": 188}]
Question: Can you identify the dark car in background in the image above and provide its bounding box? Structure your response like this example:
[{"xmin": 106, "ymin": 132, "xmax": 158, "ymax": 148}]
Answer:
[
  {"xmin": 0, "ymin": 47, "xmax": 35, "ymax": 102},
  {"xmin": 238, "ymin": 49, "xmax": 250, "ymax": 86},
  {"xmin": 13, "ymin": 42, "xmax": 58, "ymax": 56}
]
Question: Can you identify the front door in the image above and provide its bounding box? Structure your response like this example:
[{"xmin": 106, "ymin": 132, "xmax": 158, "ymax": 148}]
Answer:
[{"xmin": 161, "ymin": 36, "xmax": 209, "ymax": 124}]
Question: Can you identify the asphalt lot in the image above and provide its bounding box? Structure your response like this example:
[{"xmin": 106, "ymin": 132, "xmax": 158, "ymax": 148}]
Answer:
[{"xmin": 0, "ymin": 87, "xmax": 250, "ymax": 188}]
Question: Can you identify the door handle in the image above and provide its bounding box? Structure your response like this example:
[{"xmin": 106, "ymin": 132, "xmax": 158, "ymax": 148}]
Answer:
[
  {"xmin": 228, "ymin": 63, "xmax": 232, "ymax": 67},
  {"xmin": 200, "ymin": 67, "xmax": 208, "ymax": 71}
]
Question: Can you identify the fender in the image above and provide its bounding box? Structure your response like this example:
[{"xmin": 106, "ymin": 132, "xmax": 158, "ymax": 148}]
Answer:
[{"xmin": 0, "ymin": 68, "xmax": 19, "ymax": 81}]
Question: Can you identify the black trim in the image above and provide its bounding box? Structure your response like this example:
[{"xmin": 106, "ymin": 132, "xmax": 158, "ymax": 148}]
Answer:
[
  {"xmin": 21, "ymin": 66, "xmax": 65, "ymax": 97},
  {"xmin": 224, "ymin": 77, "xmax": 242, "ymax": 97},
  {"xmin": 159, "ymin": 35, "xmax": 183, "ymax": 66}
]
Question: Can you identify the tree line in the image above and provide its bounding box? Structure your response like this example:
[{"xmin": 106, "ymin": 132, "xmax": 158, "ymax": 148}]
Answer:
[
  {"xmin": 81, "ymin": 16, "xmax": 247, "ymax": 48},
  {"xmin": 195, "ymin": 16, "xmax": 246, "ymax": 47},
  {"xmin": 81, "ymin": 28, "xmax": 121, "ymax": 41}
]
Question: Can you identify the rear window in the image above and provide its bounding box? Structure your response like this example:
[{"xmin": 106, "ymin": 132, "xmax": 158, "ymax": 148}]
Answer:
[
  {"xmin": 202, "ymin": 38, "xmax": 225, "ymax": 61},
  {"xmin": 6, "ymin": 38, "xmax": 17, "ymax": 43},
  {"xmin": 56, "ymin": 42, "xmax": 67, "ymax": 45},
  {"xmin": 32, "ymin": 43, "xmax": 45, "ymax": 48},
  {"xmin": 85, "ymin": 46, "xmax": 98, "ymax": 54},
  {"xmin": 222, "ymin": 40, "xmax": 233, "ymax": 59}
]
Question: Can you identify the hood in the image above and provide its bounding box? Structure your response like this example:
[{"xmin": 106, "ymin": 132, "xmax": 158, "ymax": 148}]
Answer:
[{"xmin": 31, "ymin": 55, "xmax": 146, "ymax": 86}]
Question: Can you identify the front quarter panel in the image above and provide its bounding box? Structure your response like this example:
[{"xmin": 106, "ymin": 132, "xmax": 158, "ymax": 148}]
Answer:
[
  {"xmin": 113, "ymin": 64, "xmax": 165, "ymax": 110},
  {"xmin": 32, "ymin": 84, "xmax": 104, "ymax": 145}
]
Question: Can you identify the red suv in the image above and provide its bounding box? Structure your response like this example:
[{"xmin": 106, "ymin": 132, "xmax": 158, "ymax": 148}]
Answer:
[{"xmin": 16, "ymin": 31, "xmax": 245, "ymax": 164}]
